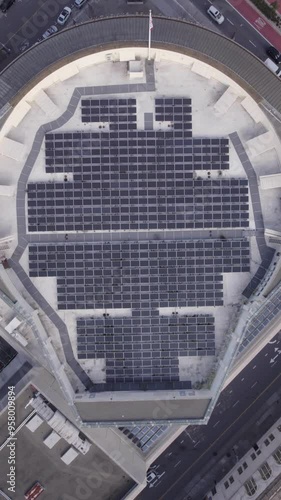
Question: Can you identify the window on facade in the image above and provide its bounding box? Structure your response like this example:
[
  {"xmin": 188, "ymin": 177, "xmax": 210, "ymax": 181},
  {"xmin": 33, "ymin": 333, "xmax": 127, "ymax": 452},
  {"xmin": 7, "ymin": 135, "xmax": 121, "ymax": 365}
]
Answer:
[
  {"xmin": 229, "ymin": 476, "xmax": 234, "ymax": 484},
  {"xmin": 250, "ymin": 452, "xmax": 256, "ymax": 461},
  {"xmin": 277, "ymin": 424, "xmax": 281, "ymax": 432},
  {"xmin": 269, "ymin": 433, "xmax": 275, "ymax": 441},
  {"xmin": 243, "ymin": 462, "xmax": 248, "ymax": 470},
  {"xmin": 273, "ymin": 447, "xmax": 281, "ymax": 465},
  {"xmin": 244, "ymin": 478, "xmax": 257, "ymax": 497},
  {"xmin": 237, "ymin": 466, "xmax": 243, "ymax": 475},
  {"xmin": 224, "ymin": 481, "xmax": 229, "ymax": 489},
  {"xmin": 256, "ymin": 449, "xmax": 261, "ymax": 456},
  {"xmin": 211, "ymin": 486, "xmax": 217, "ymax": 495},
  {"xmin": 259, "ymin": 462, "xmax": 272, "ymax": 480},
  {"xmin": 264, "ymin": 438, "xmax": 270, "ymax": 446}
]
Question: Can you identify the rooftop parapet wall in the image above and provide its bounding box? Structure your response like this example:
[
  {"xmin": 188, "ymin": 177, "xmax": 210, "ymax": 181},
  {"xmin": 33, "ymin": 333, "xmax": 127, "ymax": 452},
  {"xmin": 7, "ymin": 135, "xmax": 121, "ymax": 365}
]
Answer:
[{"xmin": 0, "ymin": 15, "xmax": 281, "ymax": 118}]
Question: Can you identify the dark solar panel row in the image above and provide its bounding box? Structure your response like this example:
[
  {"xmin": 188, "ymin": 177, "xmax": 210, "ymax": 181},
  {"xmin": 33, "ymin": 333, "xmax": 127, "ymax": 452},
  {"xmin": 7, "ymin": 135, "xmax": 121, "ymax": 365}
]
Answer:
[
  {"xmin": 27, "ymin": 178, "xmax": 248, "ymax": 232},
  {"xmin": 28, "ymin": 240, "xmax": 250, "ymax": 310},
  {"xmin": 81, "ymin": 98, "xmax": 137, "ymax": 124},
  {"xmin": 155, "ymin": 97, "xmax": 192, "ymax": 124},
  {"xmin": 77, "ymin": 313, "xmax": 215, "ymax": 382}
]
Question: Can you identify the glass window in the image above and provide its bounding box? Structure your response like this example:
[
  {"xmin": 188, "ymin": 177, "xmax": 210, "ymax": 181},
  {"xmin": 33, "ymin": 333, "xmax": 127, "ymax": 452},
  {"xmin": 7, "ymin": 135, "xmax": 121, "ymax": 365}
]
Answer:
[
  {"xmin": 243, "ymin": 462, "xmax": 248, "ymax": 470},
  {"xmin": 277, "ymin": 424, "xmax": 281, "ymax": 432},
  {"xmin": 229, "ymin": 476, "xmax": 234, "ymax": 484},
  {"xmin": 269, "ymin": 433, "xmax": 275, "ymax": 441},
  {"xmin": 244, "ymin": 478, "xmax": 257, "ymax": 497},
  {"xmin": 237, "ymin": 466, "xmax": 243, "ymax": 475},
  {"xmin": 250, "ymin": 452, "xmax": 256, "ymax": 461},
  {"xmin": 273, "ymin": 447, "xmax": 281, "ymax": 465},
  {"xmin": 224, "ymin": 481, "xmax": 229, "ymax": 490},
  {"xmin": 259, "ymin": 462, "xmax": 272, "ymax": 480},
  {"xmin": 264, "ymin": 438, "xmax": 270, "ymax": 446}
]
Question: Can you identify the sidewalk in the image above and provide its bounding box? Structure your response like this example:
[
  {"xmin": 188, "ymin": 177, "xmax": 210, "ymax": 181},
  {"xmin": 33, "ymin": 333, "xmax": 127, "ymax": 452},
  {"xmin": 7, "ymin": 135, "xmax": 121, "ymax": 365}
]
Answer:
[{"xmin": 227, "ymin": 0, "xmax": 281, "ymax": 51}]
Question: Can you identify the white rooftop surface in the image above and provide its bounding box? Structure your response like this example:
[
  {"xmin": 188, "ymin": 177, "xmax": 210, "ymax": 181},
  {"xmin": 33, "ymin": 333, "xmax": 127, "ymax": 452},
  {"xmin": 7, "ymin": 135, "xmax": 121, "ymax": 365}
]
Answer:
[
  {"xmin": 5, "ymin": 316, "xmax": 22, "ymax": 333},
  {"xmin": 1, "ymin": 47, "xmax": 281, "ymax": 389},
  {"xmin": 26, "ymin": 414, "xmax": 44, "ymax": 432},
  {"xmin": 43, "ymin": 430, "xmax": 61, "ymax": 449},
  {"xmin": 260, "ymin": 173, "xmax": 281, "ymax": 190}
]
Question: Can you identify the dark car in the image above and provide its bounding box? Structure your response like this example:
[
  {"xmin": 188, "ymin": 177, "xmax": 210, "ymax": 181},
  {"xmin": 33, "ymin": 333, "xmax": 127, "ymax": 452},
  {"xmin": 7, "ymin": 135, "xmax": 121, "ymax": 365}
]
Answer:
[
  {"xmin": 266, "ymin": 46, "xmax": 281, "ymax": 63},
  {"xmin": 0, "ymin": 0, "xmax": 15, "ymax": 12}
]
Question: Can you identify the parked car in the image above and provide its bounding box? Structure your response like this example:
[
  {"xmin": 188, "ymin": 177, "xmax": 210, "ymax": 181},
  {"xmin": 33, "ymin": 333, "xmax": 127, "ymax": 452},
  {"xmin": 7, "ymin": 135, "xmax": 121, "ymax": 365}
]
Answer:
[
  {"xmin": 147, "ymin": 471, "xmax": 157, "ymax": 483},
  {"xmin": 207, "ymin": 5, "xmax": 224, "ymax": 24},
  {"xmin": 74, "ymin": 0, "xmax": 87, "ymax": 8},
  {"xmin": 57, "ymin": 6, "xmax": 72, "ymax": 25},
  {"xmin": 0, "ymin": 0, "xmax": 15, "ymax": 13},
  {"xmin": 42, "ymin": 25, "xmax": 58, "ymax": 39},
  {"xmin": 266, "ymin": 45, "xmax": 281, "ymax": 63},
  {"xmin": 264, "ymin": 58, "xmax": 281, "ymax": 77}
]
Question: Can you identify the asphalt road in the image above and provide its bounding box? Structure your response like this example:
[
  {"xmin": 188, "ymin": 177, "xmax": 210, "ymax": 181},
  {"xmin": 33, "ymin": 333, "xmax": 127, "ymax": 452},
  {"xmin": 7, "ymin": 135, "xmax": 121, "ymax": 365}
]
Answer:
[
  {"xmin": 187, "ymin": 0, "xmax": 271, "ymax": 58},
  {"xmin": 139, "ymin": 333, "xmax": 281, "ymax": 500},
  {"xmin": 155, "ymin": 0, "xmax": 270, "ymax": 61},
  {"xmin": 0, "ymin": 0, "xmax": 274, "ymax": 63}
]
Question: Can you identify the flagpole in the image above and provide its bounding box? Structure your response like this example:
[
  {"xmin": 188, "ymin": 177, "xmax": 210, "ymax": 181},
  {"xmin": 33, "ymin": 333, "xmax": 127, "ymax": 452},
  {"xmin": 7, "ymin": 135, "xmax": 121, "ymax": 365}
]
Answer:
[{"xmin": 148, "ymin": 10, "xmax": 152, "ymax": 61}]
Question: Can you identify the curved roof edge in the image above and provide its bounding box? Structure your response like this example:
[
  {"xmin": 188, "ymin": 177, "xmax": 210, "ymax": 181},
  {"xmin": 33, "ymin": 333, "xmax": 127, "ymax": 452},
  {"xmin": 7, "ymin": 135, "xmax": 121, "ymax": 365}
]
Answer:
[{"xmin": 0, "ymin": 15, "xmax": 281, "ymax": 116}]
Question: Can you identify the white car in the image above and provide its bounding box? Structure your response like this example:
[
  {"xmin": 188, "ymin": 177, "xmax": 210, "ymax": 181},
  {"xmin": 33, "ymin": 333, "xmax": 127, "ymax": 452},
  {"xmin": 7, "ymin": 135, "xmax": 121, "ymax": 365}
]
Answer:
[
  {"xmin": 147, "ymin": 471, "xmax": 157, "ymax": 483},
  {"xmin": 42, "ymin": 25, "xmax": 58, "ymax": 39},
  {"xmin": 207, "ymin": 5, "xmax": 224, "ymax": 24},
  {"xmin": 57, "ymin": 6, "xmax": 72, "ymax": 25}
]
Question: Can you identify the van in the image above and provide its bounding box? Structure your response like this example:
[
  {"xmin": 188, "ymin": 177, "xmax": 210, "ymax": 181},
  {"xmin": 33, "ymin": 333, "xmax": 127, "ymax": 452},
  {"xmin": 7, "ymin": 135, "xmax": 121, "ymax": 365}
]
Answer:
[{"xmin": 264, "ymin": 58, "xmax": 281, "ymax": 77}]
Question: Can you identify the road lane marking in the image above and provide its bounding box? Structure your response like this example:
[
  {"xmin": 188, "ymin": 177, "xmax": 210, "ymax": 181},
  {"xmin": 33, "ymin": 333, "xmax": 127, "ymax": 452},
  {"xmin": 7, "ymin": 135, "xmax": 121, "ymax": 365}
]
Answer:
[
  {"xmin": 227, "ymin": 17, "xmax": 234, "ymax": 25},
  {"xmin": 213, "ymin": 420, "xmax": 220, "ymax": 428},
  {"xmin": 232, "ymin": 400, "xmax": 239, "ymax": 408},
  {"xmin": 249, "ymin": 40, "xmax": 257, "ymax": 47},
  {"xmin": 193, "ymin": 441, "xmax": 199, "ymax": 448},
  {"xmin": 241, "ymin": 377, "xmax": 244, "ymax": 381},
  {"xmin": 251, "ymin": 381, "xmax": 257, "ymax": 388},
  {"xmin": 174, "ymin": 461, "xmax": 181, "ymax": 467},
  {"xmin": 229, "ymin": 389, "xmax": 233, "ymax": 393},
  {"xmin": 265, "ymin": 353, "xmax": 268, "ymax": 357},
  {"xmin": 159, "ymin": 370, "xmax": 281, "ymax": 500},
  {"xmin": 253, "ymin": 365, "xmax": 256, "ymax": 369},
  {"xmin": 217, "ymin": 402, "xmax": 221, "ymax": 406},
  {"xmin": 180, "ymin": 440, "xmax": 184, "ymax": 444}
]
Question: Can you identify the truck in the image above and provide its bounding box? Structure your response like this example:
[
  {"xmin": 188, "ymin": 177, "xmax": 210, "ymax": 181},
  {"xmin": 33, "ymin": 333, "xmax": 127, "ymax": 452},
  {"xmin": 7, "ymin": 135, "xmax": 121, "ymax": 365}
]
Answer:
[
  {"xmin": 264, "ymin": 58, "xmax": 281, "ymax": 77},
  {"xmin": 24, "ymin": 482, "xmax": 44, "ymax": 500}
]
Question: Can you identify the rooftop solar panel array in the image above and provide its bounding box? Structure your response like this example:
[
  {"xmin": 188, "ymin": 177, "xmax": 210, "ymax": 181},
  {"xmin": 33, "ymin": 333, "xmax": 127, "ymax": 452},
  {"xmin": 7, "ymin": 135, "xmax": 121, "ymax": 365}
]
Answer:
[
  {"xmin": 0, "ymin": 336, "xmax": 17, "ymax": 372},
  {"xmin": 119, "ymin": 424, "xmax": 170, "ymax": 452},
  {"xmin": 77, "ymin": 313, "xmax": 215, "ymax": 382},
  {"xmin": 28, "ymin": 239, "xmax": 250, "ymax": 310},
  {"xmin": 26, "ymin": 97, "xmax": 248, "ymax": 233},
  {"xmin": 81, "ymin": 98, "xmax": 137, "ymax": 128},
  {"xmin": 26, "ymin": 95, "xmax": 253, "ymax": 388},
  {"xmin": 27, "ymin": 178, "xmax": 248, "ymax": 232}
]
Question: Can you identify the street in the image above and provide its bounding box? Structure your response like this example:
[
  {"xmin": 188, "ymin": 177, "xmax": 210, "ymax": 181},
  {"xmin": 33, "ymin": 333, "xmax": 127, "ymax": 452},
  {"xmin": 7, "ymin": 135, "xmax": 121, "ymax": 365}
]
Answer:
[
  {"xmin": 0, "ymin": 0, "xmax": 277, "ymax": 63},
  {"xmin": 139, "ymin": 333, "xmax": 281, "ymax": 500}
]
